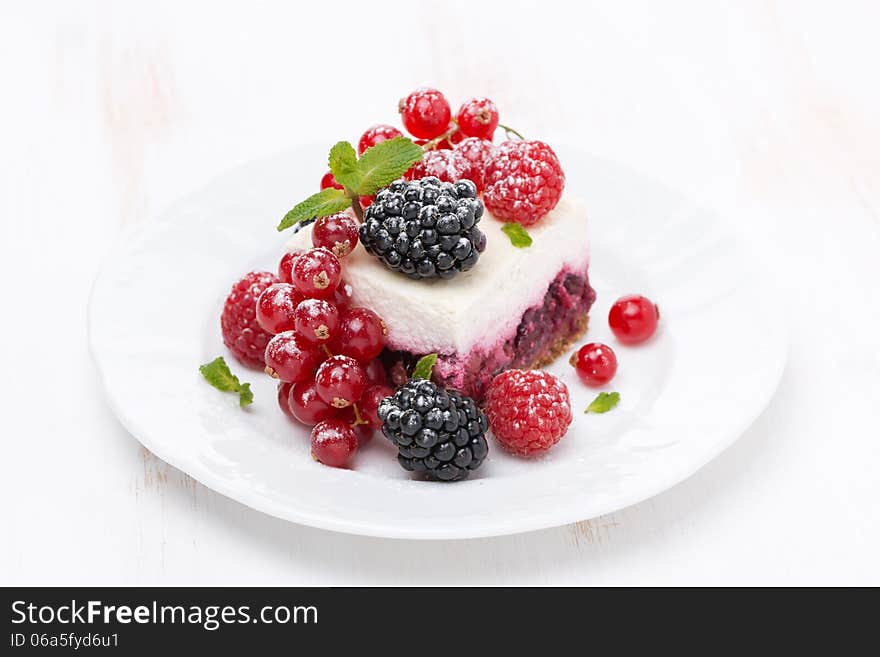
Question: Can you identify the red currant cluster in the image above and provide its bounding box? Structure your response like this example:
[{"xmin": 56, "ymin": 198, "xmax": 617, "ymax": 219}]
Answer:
[
  {"xmin": 253, "ymin": 215, "xmax": 394, "ymax": 469},
  {"xmin": 570, "ymin": 294, "xmax": 660, "ymax": 386}
]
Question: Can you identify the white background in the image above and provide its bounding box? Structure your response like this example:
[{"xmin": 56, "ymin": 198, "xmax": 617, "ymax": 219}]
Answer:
[{"xmin": 2, "ymin": 0, "xmax": 879, "ymax": 585}]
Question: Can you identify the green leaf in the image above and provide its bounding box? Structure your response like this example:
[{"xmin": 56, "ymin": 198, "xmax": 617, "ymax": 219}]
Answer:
[
  {"xmin": 277, "ymin": 188, "xmax": 351, "ymax": 231},
  {"xmin": 501, "ymin": 222, "xmax": 533, "ymax": 248},
  {"xmin": 353, "ymin": 137, "xmax": 423, "ymax": 195},
  {"xmin": 328, "ymin": 141, "xmax": 360, "ymax": 191},
  {"xmin": 585, "ymin": 392, "xmax": 620, "ymax": 414},
  {"xmin": 199, "ymin": 357, "xmax": 254, "ymax": 407},
  {"xmin": 412, "ymin": 353, "xmax": 438, "ymax": 381}
]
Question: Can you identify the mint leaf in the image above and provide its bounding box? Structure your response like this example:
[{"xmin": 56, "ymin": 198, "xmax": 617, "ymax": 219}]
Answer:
[
  {"xmin": 277, "ymin": 188, "xmax": 351, "ymax": 231},
  {"xmin": 199, "ymin": 357, "xmax": 254, "ymax": 407},
  {"xmin": 501, "ymin": 222, "xmax": 532, "ymax": 248},
  {"xmin": 412, "ymin": 353, "xmax": 438, "ymax": 380},
  {"xmin": 328, "ymin": 141, "xmax": 360, "ymax": 191},
  {"xmin": 585, "ymin": 392, "xmax": 620, "ymax": 414},
  {"xmin": 353, "ymin": 137, "xmax": 423, "ymax": 195}
]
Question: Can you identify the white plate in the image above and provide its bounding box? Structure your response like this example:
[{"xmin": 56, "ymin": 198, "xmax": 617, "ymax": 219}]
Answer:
[{"xmin": 89, "ymin": 145, "xmax": 787, "ymax": 539}]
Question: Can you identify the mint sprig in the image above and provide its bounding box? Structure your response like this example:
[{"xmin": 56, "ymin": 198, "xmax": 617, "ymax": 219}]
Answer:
[
  {"xmin": 199, "ymin": 357, "xmax": 254, "ymax": 407},
  {"xmin": 412, "ymin": 353, "xmax": 438, "ymax": 380},
  {"xmin": 277, "ymin": 188, "xmax": 351, "ymax": 231},
  {"xmin": 501, "ymin": 222, "xmax": 532, "ymax": 248},
  {"xmin": 585, "ymin": 391, "xmax": 619, "ymax": 414},
  {"xmin": 351, "ymin": 137, "xmax": 423, "ymax": 195},
  {"xmin": 278, "ymin": 137, "xmax": 423, "ymax": 231}
]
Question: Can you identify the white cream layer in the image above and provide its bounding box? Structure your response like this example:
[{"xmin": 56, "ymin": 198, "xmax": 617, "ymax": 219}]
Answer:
[{"xmin": 287, "ymin": 193, "xmax": 590, "ymax": 355}]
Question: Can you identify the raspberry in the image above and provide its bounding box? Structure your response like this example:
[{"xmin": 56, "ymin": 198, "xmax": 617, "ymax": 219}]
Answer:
[
  {"xmin": 405, "ymin": 150, "xmax": 483, "ymax": 192},
  {"xmin": 484, "ymin": 370, "xmax": 572, "ymax": 456},
  {"xmin": 482, "ymin": 140, "xmax": 565, "ymax": 226},
  {"xmin": 456, "ymin": 97, "xmax": 499, "ymax": 140},
  {"xmin": 454, "ymin": 137, "xmax": 494, "ymax": 171},
  {"xmin": 220, "ymin": 271, "xmax": 279, "ymax": 367},
  {"xmin": 398, "ymin": 88, "xmax": 451, "ymax": 139},
  {"xmin": 358, "ymin": 124, "xmax": 403, "ymax": 154}
]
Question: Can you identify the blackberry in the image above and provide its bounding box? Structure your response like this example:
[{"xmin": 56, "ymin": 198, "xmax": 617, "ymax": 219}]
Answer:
[
  {"xmin": 358, "ymin": 177, "xmax": 487, "ymax": 280},
  {"xmin": 378, "ymin": 379, "xmax": 489, "ymax": 481}
]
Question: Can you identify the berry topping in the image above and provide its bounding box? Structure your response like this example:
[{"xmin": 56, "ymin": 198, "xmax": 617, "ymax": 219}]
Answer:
[
  {"xmin": 288, "ymin": 379, "xmax": 338, "ymax": 425},
  {"xmin": 398, "ymin": 88, "xmax": 451, "ymax": 139},
  {"xmin": 456, "ymin": 97, "xmax": 499, "ymax": 140},
  {"xmin": 484, "ymin": 370, "xmax": 572, "ymax": 456},
  {"xmin": 311, "ymin": 212, "xmax": 359, "ymax": 258},
  {"xmin": 263, "ymin": 331, "xmax": 322, "ymax": 382},
  {"xmin": 310, "ymin": 419, "xmax": 358, "ymax": 468},
  {"xmin": 292, "ymin": 247, "xmax": 342, "ymax": 299},
  {"xmin": 337, "ymin": 406, "xmax": 375, "ymax": 445},
  {"xmin": 378, "ymin": 379, "xmax": 489, "ymax": 481},
  {"xmin": 277, "ymin": 251, "xmax": 301, "ymax": 284},
  {"xmin": 570, "ymin": 342, "xmax": 618, "ymax": 386},
  {"xmin": 315, "ymin": 355, "xmax": 367, "ymax": 408},
  {"xmin": 331, "ymin": 279, "xmax": 353, "ymax": 309},
  {"xmin": 405, "ymin": 149, "xmax": 483, "ymax": 192},
  {"xmin": 293, "ymin": 298, "xmax": 340, "ymax": 343},
  {"xmin": 358, "ymin": 384, "xmax": 395, "ymax": 429},
  {"xmin": 277, "ymin": 381, "xmax": 295, "ymax": 420},
  {"xmin": 256, "ymin": 282, "xmax": 302, "ymax": 334},
  {"xmin": 220, "ymin": 271, "xmax": 279, "ymax": 367},
  {"xmin": 608, "ymin": 295, "xmax": 660, "ymax": 345},
  {"xmin": 359, "ymin": 177, "xmax": 487, "ymax": 280},
  {"xmin": 358, "ymin": 124, "xmax": 403, "ymax": 154},
  {"xmin": 320, "ymin": 170, "xmax": 344, "ymax": 190},
  {"xmin": 333, "ymin": 307, "xmax": 387, "ymax": 362},
  {"xmin": 483, "ymin": 140, "xmax": 565, "ymax": 226},
  {"xmin": 454, "ymin": 137, "xmax": 494, "ymax": 183}
]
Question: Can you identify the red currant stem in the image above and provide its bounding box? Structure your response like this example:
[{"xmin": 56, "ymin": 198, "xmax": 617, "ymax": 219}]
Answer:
[
  {"xmin": 350, "ymin": 403, "xmax": 369, "ymax": 427},
  {"xmin": 655, "ymin": 304, "xmax": 661, "ymax": 320},
  {"xmin": 346, "ymin": 188, "xmax": 364, "ymax": 223},
  {"xmin": 498, "ymin": 123, "xmax": 525, "ymax": 140},
  {"xmin": 422, "ymin": 119, "xmax": 460, "ymax": 151},
  {"xmin": 321, "ymin": 344, "xmax": 333, "ymax": 358}
]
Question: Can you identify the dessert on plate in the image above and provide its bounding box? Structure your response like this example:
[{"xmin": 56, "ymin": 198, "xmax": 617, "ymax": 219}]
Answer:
[{"xmin": 204, "ymin": 88, "xmax": 640, "ymax": 481}]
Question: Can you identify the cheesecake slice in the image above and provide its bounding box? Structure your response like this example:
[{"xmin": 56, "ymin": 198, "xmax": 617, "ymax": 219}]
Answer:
[{"xmin": 288, "ymin": 193, "xmax": 595, "ymax": 400}]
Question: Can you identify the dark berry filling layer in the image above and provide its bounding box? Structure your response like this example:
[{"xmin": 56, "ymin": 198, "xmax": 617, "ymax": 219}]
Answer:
[{"xmin": 385, "ymin": 268, "xmax": 596, "ymax": 400}]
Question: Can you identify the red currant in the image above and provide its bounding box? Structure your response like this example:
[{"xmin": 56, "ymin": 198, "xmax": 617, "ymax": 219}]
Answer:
[
  {"xmin": 320, "ymin": 171, "xmax": 343, "ymax": 190},
  {"xmin": 293, "ymin": 298, "xmax": 340, "ymax": 343},
  {"xmin": 288, "ymin": 379, "xmax": 338, "ymax": 425},
  {"xmin": 314, "ymin": 355, "xmax": 367, "ymax": 408},
  {"xmin": 277, "ymin": 381, "xmax": 295, "ymax": 420},
  {"xmin": 363, "ymin": 359, "xmax": 388, "ymax": 385},
  {"xmin": 570, "ymin": 343, "xmax": 618, "ymax": 386},
  {"xmin": 332, "ymin": 279, "xmax": 353, "ymax": 309},
  {"xmin": 609, "ymin": 295, "xmax": 660, "ymax": 345},
  {"xmin": 292, "ymin": 247, "xmax": 342, "ymax": 299},
  {"xmin": 358, "ymin": 124, "xmax": 403, "ymax": 154},
  {"xmin": 310, "ymin": 419, "xmax": 358, "ymax": 468},
  {"xmin": 359, "ymin": 195, "xmax": 374, "ymax": 209},
  {"xmin": 256, "ymin": 283, "xmax": 301, "ymax": 334},
  {"xmin": 333, "ymin": 307, "xmax": 387, "ymax": 362},
  {"xmin": 399, "ymin": 88, "xmax": 451, "ymax": 139},
  {"xmin": 312, "ymin": 212, "xmax": 359, "ymax": 258},
  {"xmin": 277, "ymin": 251, "xmax": 301, "ymax": 284},
  {"xmin": 456, "ymin": 97, "xmax": 499, "ymax": 140},
  {"xmin": 264, "ymin": 331, "xmax": 322, "ymax": 382},
  {"xmin": 338, "ymin": 406, "xmax": 375, "ymax": 445},
  {"xmin": 358, "ymin": 384, "xmax": 394, "ymax": 429}
]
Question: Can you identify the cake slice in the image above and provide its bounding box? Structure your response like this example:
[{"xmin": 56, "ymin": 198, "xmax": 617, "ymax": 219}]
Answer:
[{"xmin": 287, "ymin": 192, "xmax": 594, "ymax": 401}]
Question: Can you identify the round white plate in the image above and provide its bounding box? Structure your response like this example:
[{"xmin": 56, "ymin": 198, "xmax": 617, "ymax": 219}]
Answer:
[{"xmin": 90, "ymin": 144, "xmax": 787, "ymax": 539}]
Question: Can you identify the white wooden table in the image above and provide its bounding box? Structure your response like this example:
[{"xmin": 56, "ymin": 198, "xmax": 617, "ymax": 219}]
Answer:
[{"xmin": 3, "ymin": 0, "xmax": 879, "ymax": 585}]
